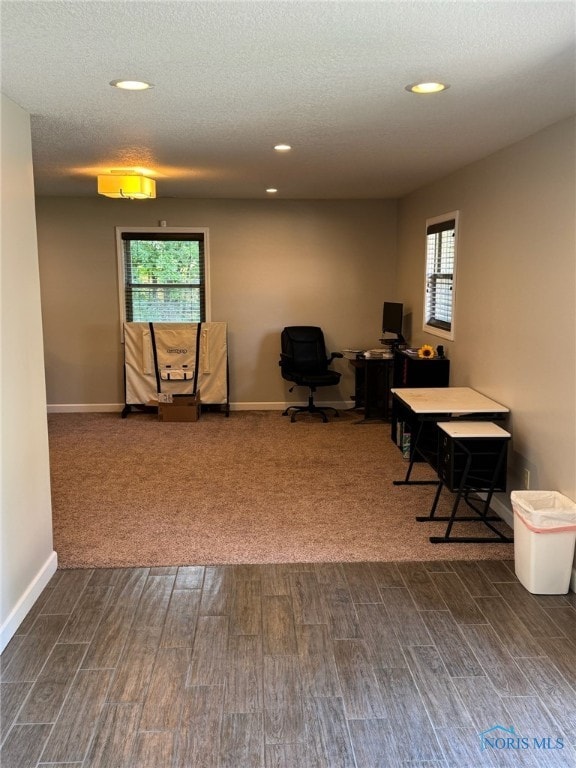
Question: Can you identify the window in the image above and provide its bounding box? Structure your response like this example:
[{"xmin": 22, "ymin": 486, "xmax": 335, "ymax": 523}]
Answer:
[
  {"xmin": 117, "ymin": 227, "xmax": 210, "ymax": 326},
  {"xmin": 423, "ymin": 211, "xmax": 459, "ymax": 340}
]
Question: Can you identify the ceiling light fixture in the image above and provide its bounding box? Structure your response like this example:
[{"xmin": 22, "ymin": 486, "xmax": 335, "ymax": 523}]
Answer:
[
  {"xmin": 266, "ymin": 188, "xmax": 278, "ymax": 194},
  {"xmin": 97, "ymin": 171, "xmax": 156, "ymax": 199},
  {"xmin": 406, "ymin": 82, "xmax": 449, "ymax": 94},
  {"xmin": 274, "ymin": 144, "xmax": 292, "ymax": 152},
  {"xmin": 110, "ymin": 79, "xmax": 153, "ymax": 90}
]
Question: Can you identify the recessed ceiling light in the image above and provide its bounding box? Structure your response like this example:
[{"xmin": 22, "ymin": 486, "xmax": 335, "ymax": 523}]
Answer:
[
  {"xmin": 266, "ymin": 188, "xmax": 278, "ymax": 194},
  {"xmin": 406, "ymin": 82, "xmax": 449, "ymax": 94},
  {"xmin": 274, "ymin": 144, "xmax": 292, "ymax": 152},
  {"xmin": 110, "ymin": 79, "xmax": 154, "ymax": 91}
]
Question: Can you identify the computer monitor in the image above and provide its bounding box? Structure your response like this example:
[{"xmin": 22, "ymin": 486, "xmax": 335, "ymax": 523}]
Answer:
[{"xmin": 382, "ymin": 301, "xmax": 406, "ymax": 344}]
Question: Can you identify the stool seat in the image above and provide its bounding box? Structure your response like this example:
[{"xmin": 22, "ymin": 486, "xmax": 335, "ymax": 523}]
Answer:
[{"xmin": 438, "ymin": 421, "xmax": 511, "ymax": 439}]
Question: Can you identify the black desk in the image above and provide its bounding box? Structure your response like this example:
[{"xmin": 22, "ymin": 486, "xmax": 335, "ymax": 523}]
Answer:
[{"xmin": 349, "ymin": 357, "xmax": 394, "ymax": 422}]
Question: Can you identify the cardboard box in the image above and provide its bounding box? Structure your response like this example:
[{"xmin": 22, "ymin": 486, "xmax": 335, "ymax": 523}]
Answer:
[{"xmin": 156, "ymin": 393, "xmax": 201, "ymax": 422}]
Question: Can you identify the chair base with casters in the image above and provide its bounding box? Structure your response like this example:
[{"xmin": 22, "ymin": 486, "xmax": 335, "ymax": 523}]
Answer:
[
  {"xmin": 279, "ymin": 326, "xmax": 343, "ymax": 423},
  {"xmin": 282, "ymin": 384, "xmax": 340, "ymax": 423}
]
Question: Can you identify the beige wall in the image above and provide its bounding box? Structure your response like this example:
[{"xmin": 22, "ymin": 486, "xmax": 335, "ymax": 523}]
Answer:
[
  {"xmin": 397, "ymin": 117, "xmax": 576, "ymax": 499},
  {"xmin": 0, "ymin": 94, "xmax": 56, "ymax": 652},
  {"xmin": 36, "ymin": 198, "xmax": 398, "ymax": 408}
]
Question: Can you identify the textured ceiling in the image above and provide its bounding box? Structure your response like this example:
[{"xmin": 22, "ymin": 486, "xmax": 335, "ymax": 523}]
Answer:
[{"xmin": 1, "ymin": 1, "xmax": 575, "ymax": 199}]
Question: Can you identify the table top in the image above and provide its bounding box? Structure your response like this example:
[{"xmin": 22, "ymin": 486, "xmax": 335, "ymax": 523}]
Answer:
[
  {"xmin": 438, "ymin": 421, "xmax": 511, "ymax": 439},
  {"xmin": 390, "ymin": 387, "xmax": 509, "ymax": 415}
]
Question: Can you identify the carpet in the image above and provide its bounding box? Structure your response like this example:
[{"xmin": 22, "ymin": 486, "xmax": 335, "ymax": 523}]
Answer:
[{"xmin": 48, "ymin": 410, "xmax": 514, "ymax": 568}]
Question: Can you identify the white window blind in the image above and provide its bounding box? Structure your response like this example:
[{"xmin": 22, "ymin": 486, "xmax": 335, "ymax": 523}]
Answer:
[
  {"xmin": 423, "ymin": 212, "xmax": 459, "ymax": 339},
  {"xmin": 120, "ymin": 231, "xmax": 207, "ymax": 323}
]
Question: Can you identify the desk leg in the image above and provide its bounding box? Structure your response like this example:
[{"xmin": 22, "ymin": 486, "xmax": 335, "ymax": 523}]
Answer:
[
  {"xmin": 393, "ymin": 420, "xmax": 439, "ymax": 487},
  {"xmin": 415, "ymin": 481, "xmax": 444, "ymax": 521}
]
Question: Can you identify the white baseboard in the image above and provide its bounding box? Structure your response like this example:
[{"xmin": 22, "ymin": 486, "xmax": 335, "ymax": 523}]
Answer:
[
  {"xmin": 232, "ymin": 402, "xmax": 287, "ymax": 411},
  {"xmin": 48, "ymin": 401, "xmax": 355, "ymax": 413},
  {"xmin": 0, "ymin": 550, "xmax": 58, "ymax": 653},
  {"xmin": 231, "ymin": 401, "xmax": 353, "ymax": 411},
  {"xmin": 487, "ymin": 493, "xmax": 514, "ymax": 528},
  {"xmin": 47, "ymin": 403, "xmax": 124, "ymax": 413}
]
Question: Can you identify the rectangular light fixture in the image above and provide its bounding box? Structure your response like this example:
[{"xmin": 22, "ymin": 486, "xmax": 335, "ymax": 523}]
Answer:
[{"xmin": 97, "ymin": 174, "xmax": 156, "ymax": 199}]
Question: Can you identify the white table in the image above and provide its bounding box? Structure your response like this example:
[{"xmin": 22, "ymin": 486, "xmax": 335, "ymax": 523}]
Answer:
[
  {"xmin": 391, "ymin": 386, "xmax": 510, "ymax": 416},
  {"xmin": 391, "ymin": 388, "xmax": 512, "ymax": 544},
  {"xmin": 391, "ymin": 387, "xmax": 509, "ymax": 484}
]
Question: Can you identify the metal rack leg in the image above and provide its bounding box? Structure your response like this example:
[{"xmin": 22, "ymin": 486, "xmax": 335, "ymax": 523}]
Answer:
[
  {"xmin": 415, "ymin": 481, "xmax": 444, "ymax": 521},
  {"xmin": 429, "ymin": 440, "xmax": 512, "ymax": 544},
  {"xmin": 393, "ymin": 420, "xmax": 438, "ymax": 487}
]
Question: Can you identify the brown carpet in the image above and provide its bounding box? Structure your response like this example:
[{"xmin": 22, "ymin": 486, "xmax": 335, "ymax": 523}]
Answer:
[{"xmin": 48, "ymin": 410, "xmax": 514, "ymax": 568}]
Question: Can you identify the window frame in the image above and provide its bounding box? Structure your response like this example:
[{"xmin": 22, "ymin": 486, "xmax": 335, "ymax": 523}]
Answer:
[
  {"xmin": 422, "ymin": 211, "xmax": 459, "ymax": 341},
  {"xmin": 116, "ymin": 226, "xmax": 211, "ymax": 337}
]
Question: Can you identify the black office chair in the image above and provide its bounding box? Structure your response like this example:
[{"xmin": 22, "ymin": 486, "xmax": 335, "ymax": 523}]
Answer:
[{"xmin": 279, "ymin": 326, "xmax": 343, "ymax": 422}]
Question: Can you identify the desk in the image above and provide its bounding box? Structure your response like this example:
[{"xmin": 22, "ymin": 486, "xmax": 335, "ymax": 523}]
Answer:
[
  {"xmin": 393, "ymin": 349, "xmax": 450, "ymax": 388},
  {"xmin": 351, "ymin": 351, "xmax": 451, "ymax": 423},
  {"xmin": 349, "ymin": 357, "xmax": 394, "ymax": 422},
  {"xmin": 391, "ymin": 388, "xmax": 511, "ymax": 543},
  {"xmin": 392, "ymin": 387, "xmax": 509, "ymax": 482}
]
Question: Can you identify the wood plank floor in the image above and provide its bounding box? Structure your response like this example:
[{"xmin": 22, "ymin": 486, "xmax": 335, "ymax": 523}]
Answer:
[{"xmin": 1, "ymin": 561, "xmax": 576, "ymax": 767}]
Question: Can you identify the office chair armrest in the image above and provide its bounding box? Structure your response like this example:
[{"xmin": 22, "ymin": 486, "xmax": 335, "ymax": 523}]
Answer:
[
  {"xmin": 329, "ymin": 352, "xmax": 344, "ymax": 362},
  {"xmin": 279, "ymin": 353, "xmax": 292, "ymax": 368}
]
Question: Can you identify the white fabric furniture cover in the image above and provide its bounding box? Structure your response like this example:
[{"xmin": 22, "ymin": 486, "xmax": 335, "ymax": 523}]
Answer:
[{"xmin": 123, "ymin": 322, "xmax": 228, "ymax": 407}]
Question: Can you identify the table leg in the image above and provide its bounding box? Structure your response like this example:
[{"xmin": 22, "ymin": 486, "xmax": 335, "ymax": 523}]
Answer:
[{"xmin": 393, "ymin": 419, "xmax": 439, "ymax": 486}]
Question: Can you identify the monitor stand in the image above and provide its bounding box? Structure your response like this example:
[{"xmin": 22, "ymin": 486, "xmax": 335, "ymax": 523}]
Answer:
[{"xmin": 379, "ymin": 333, "xmax": 406, "ymax": 347}]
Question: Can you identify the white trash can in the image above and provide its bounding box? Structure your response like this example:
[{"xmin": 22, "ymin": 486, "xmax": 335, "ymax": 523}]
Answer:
[{"xmin": 511, "ymin": 491, "xmax": 576, "ymax": 594}]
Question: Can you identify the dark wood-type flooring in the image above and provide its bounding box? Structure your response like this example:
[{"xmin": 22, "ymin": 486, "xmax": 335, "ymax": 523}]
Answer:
[{"xmin": 1, "ymin": 561, "xmax": 576, "ymax": 767}]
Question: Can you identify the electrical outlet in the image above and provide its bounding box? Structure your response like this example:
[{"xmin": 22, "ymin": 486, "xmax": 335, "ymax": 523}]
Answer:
[{"xmin": 523, "ymin": 468, "xmax": 530, "ymax": 489}]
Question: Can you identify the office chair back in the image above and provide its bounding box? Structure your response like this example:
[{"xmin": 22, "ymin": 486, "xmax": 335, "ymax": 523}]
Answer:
[
  {"xmin": 280, "ymin": 326, "xmax": 331, "ymax": 376},
  {"xmin": 279, "ymin": 326, "xmax": 342, "ymax": 422}
]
